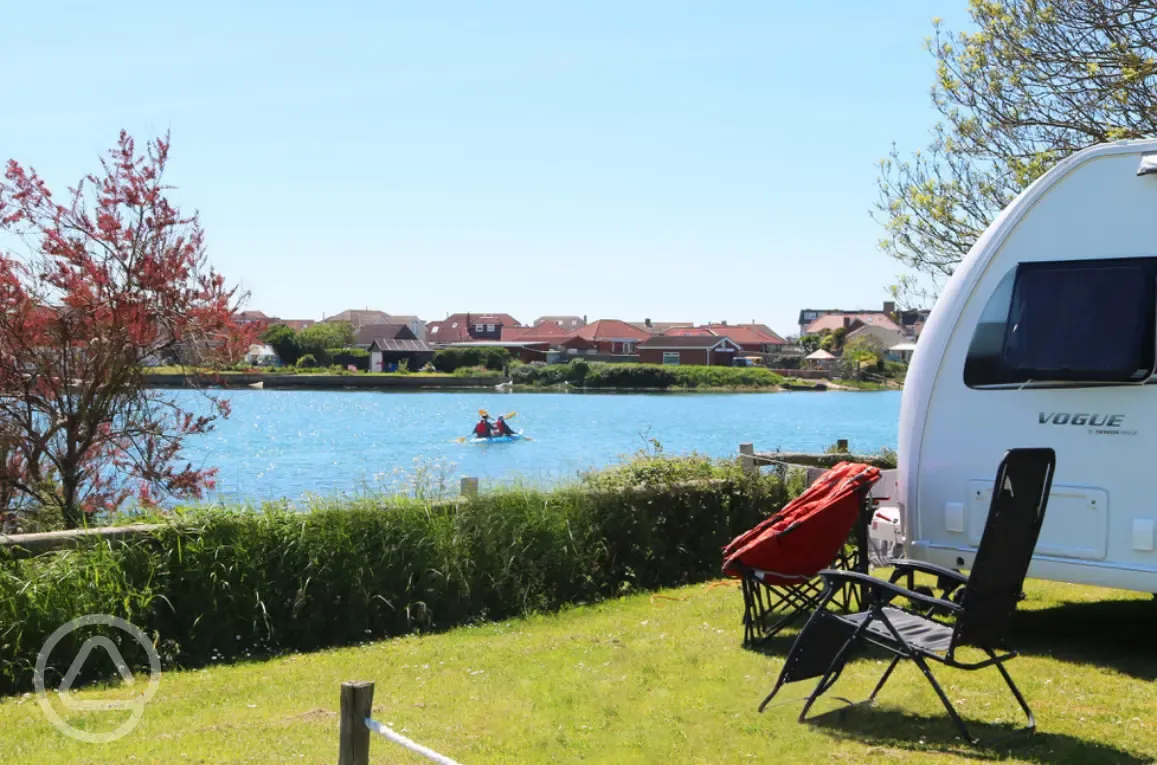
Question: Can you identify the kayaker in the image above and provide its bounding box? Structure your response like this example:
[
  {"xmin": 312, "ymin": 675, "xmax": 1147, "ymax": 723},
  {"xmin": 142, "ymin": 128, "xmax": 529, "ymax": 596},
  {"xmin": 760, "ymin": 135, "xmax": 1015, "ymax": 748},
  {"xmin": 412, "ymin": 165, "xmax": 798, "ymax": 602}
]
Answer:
[
  {"xmin": 472, "ymin": 414, "xmax": 492, "ymax": 439},
  {"xmin": 494, "ymin": 415, "xmax": 516, "ymax": 437}
]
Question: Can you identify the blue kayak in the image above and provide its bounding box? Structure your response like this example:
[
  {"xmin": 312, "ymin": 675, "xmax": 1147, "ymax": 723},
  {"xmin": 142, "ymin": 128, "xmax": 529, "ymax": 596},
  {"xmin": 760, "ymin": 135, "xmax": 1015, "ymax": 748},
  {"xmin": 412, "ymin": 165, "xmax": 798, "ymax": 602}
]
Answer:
[{"xmin": 469, "ymin": 432, "xmax": 525, "ymax": 444}]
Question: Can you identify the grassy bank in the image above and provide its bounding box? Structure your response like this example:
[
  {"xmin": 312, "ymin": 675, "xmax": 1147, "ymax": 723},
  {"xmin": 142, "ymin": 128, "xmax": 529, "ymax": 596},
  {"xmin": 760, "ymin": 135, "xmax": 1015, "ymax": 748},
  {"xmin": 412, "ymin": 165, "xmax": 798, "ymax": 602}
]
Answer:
[
  {"xmin": 0, "ymin": 454, "xmax": 789, "ymax": 696},
  {"xmin": 511, "ymin": 360, "xmax": 785, "ymax": 390},
  {"xmin": 4, "ymin": 577, "xmax": 1154, "ymax": 763}
]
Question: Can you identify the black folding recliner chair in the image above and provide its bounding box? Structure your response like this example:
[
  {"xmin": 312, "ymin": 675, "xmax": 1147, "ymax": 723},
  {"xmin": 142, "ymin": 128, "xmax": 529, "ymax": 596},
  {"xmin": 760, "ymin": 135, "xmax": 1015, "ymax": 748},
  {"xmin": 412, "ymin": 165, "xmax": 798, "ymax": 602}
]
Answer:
[{"xmin": 758, "ymin": 447, "xmax": 1056, "ymax": 745}]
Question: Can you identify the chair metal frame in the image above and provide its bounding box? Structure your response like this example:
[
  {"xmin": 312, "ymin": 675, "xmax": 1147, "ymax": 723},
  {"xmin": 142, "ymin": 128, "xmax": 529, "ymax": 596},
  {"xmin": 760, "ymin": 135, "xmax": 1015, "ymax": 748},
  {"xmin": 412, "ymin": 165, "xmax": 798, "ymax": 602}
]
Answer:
[
  {"xmin": 738, "ymin": 480, "xmax": 883, "ymax": 646},
  {"xmin": 757, "ymin": 447, "xmax": 1056, "ymax": 746}
]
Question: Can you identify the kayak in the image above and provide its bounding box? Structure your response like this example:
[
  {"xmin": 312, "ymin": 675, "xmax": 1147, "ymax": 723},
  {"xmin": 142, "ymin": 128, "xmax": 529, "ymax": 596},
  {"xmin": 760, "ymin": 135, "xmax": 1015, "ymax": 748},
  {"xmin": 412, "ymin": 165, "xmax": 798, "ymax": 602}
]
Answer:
[{"xmin": 468, "ymin": 432, "xmax": 525, "ymax": 444}]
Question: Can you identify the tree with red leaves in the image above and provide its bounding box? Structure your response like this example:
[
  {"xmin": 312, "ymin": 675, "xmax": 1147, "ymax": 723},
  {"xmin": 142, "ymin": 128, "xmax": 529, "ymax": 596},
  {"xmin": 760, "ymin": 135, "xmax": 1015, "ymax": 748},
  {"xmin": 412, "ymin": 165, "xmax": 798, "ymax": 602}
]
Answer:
[{"xmin": 0, "ymin": 131, "xmax": 254, "ymax": 529}]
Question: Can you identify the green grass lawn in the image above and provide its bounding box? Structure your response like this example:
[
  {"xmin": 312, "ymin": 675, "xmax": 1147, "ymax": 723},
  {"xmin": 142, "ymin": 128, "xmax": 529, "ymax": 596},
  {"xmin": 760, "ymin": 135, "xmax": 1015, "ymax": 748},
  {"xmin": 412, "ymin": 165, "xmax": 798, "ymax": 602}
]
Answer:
[{"xmin": 2, "ymin": 577, "xmax": 1155, "ymax": 764}]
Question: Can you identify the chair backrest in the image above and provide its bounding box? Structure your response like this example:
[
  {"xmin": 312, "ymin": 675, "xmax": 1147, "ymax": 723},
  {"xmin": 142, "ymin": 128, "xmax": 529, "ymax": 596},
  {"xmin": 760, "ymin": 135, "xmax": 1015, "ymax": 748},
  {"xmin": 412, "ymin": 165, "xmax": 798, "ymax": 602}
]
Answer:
[{"xmin": 951, "ymin": 447, "xmax": 1056, "ymax": 650}]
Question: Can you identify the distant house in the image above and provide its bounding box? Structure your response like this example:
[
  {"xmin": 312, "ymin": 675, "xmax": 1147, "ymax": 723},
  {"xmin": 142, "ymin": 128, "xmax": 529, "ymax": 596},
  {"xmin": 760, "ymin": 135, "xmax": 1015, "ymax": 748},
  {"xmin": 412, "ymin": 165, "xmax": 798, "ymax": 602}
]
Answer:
[
  {"xmin": 386, "ymin": 315, "xmax": 427, "ymax": 342},
  {"xmin": 501, "ymin": 320, "xmax": 572, "ymax": 343},
  {"xmin": 638, "ymin": 335, "xmax": 743, "ymax": 366},
  {"xmin": 798, "ymin": 301, "xmax": 930, "ymax": 339},
  {"xmin": 368, "ymin": 338, "xmax": 434, "ymax": 372},
  {"xmin": 888, "ymin": 341, "xmax": 918, "ymax": 364},
  {"xmin": 354, "ymin": 323, "xmax": 418, "ymax": 350},
  {"xmin": 323, "ymin": 309, "xmax": 392, "ymax": 332},
  {"xmin": 701, "ymin": 323, "xmax": 786, "ymax": 353},
  {"xmin": 560, "ymin": 319, "xmax": 651, "ymax": 356},
  {"xmin": 427, "ymin": 313, "xmax": 522, "ymax": 343},
  {"xmin": 630, "ymin": 319, "xmax": 695, "ymax": 335},
  {"xmin": 237, "ymin": 311, "xmax": 276, "ymax": 330},
  {"xmin": 844, "ymin": 324, "xmax": 908, "ymax": 354},
  {"xmin": 534, "ymin": 315, "xmax": 587, "ymax": 332},
  {"xmin": 244, "ymin": 343, "xmax": 279, "ymax": 367},
  {"xmin": 280, "ymin": 319, "xmax": 316, "ymax": 332}
]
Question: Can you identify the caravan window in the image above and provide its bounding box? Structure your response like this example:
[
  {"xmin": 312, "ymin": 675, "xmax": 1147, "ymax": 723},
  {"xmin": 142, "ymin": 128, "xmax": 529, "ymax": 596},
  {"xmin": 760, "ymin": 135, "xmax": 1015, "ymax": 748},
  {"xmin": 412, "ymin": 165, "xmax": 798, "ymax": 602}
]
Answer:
[{"xmin": 963, "ymin": 258, "xmax": 1157, "ymax": 387}]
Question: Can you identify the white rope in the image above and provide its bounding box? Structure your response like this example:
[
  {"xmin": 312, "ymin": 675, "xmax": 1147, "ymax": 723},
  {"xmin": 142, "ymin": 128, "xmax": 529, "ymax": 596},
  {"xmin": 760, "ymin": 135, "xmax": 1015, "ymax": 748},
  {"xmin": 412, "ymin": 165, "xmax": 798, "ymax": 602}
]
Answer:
[{"xmin": 364, "ymin": 718, "xmax": 465, "ymax": 765}]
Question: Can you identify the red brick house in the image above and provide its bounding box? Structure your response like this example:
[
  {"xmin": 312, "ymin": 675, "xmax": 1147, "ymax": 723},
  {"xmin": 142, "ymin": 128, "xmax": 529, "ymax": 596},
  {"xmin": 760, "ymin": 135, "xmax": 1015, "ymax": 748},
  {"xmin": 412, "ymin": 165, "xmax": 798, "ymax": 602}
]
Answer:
[
  {"xmin": 638, "ymin": 335, "xmax": 743, "ymax": 366},
  {"xmin": 560, "ymin": 319, "xmax": 651, "ymax": 356},
  {"xmin": 702, "ymin": 324, "xmax": 786, "ymax": 353},
  {"xmin": 427, "ymin": 313, "xmax": 522, "ymax": 343}
]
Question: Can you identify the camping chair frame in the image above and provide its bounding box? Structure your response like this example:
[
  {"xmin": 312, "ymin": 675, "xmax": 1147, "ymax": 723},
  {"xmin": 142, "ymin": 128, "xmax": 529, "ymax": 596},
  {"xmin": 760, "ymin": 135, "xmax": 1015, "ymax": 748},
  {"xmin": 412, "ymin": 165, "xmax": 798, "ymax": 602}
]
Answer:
[
  {"xmin": 757, "ymin": 447, "xmax": 1055, "ymax": 746},
  {"xmin": 738, "ymin": 488, "xmax": 876, "ymax": 646}
]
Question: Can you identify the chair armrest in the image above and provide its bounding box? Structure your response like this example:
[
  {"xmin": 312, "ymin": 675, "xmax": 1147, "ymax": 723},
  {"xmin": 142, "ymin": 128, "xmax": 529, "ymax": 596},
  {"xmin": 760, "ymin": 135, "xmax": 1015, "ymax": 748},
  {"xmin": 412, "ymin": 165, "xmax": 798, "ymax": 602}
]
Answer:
[
  {"xmin": 818, "ymin": 569, "xmax": 963, "ymax": 613},
  {"xmin": 888, "ymin": 559, "xmax": 968, "ymax": 586}
]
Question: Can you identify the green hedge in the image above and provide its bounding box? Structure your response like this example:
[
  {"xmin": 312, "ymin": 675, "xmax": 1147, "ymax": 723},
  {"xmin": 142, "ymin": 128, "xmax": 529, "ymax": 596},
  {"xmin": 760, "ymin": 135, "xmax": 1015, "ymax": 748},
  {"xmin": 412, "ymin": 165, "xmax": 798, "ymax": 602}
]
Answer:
[
  {"xmin": 433, "ymin": 347, "xmax": 510, "ymax": 373},
  {"xmin": 512, "ymin": 360, "xmax": 784, "ymax": 389},
  {"xmin": 0, "ymin": 457, "xmax": 786, "ymax": 694},
  {"xmin": 328, "ymin": 347, "xmax": 370, "ymax": 371}
]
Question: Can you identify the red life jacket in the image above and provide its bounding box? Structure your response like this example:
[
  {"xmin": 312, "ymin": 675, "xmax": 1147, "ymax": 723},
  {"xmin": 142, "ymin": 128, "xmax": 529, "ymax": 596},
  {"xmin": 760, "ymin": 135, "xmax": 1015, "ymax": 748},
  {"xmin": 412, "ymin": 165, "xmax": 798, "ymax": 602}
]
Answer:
[{"xmin": 474, "ymin": 421, "xmax": 490, "ymax": 436}]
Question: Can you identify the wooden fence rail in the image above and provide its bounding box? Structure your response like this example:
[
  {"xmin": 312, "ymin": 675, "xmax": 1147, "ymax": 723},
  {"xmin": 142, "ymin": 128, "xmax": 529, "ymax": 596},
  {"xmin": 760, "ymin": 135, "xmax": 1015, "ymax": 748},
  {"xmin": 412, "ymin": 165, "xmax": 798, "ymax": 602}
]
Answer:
[
  {"xmin": 339, "ymin": 681, "xmax": 463, "ymax": 765},
  {"xmin": 740, "ymin": 440, "xmax": 895, "ymax": 471}
]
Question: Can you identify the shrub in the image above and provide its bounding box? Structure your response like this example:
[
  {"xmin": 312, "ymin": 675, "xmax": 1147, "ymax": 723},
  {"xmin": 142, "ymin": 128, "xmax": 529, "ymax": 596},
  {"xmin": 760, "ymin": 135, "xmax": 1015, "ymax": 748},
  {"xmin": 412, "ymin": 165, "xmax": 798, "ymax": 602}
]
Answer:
[
  {"xmin": 296, "ymin": 354, "xmax": 318, "ymax": 369},
  {"xmin": 328, "ymin": 347, "xmax": 370, "ymax": 371},
  {"xmin": 433, "ymin": 347, "xmax": 510, "ymax": 373},
  {"xmin": 583, "ymin": 363, "xmax": 676, "ymax": 388},
  {"xmin": 453, "ymin": 365, "xmax": 502, "ymax": 378},
  {"xmin": 0, "ymin": 458, "xmax": 786, "ymax": 694}
]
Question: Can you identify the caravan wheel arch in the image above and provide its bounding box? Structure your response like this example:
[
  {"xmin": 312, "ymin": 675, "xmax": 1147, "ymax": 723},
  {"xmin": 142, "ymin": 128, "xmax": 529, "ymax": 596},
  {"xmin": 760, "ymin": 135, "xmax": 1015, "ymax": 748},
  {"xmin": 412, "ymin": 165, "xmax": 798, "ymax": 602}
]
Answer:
[{"xmin": 900, "ymin": 138, "xmax": 1157, "ymax": 595}]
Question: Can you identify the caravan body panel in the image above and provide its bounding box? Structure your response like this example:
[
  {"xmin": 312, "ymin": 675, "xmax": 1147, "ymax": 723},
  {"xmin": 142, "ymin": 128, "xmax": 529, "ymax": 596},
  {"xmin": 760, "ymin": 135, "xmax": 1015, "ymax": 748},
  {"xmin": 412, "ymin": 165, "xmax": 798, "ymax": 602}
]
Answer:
[{"xmin": 899, "ymin": 140, "xmax": 1157, "ymax": 594}]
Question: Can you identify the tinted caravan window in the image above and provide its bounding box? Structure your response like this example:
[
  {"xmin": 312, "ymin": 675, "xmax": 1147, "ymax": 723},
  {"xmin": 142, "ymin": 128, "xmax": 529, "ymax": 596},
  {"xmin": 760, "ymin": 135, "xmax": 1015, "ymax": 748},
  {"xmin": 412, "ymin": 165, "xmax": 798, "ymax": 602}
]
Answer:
[{"xmin": 963, "ymin": 258, "xmax": 1157, "ymax": 387}]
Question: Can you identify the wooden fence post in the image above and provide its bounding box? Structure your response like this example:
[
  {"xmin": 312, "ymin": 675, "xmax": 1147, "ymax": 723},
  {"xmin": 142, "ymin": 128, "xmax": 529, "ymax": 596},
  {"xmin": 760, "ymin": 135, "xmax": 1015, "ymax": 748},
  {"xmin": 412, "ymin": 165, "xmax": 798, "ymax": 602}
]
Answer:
[
  {"xmin": 739, "ymin": 443, "xmax": 756, "ymax": 475},
  {"xmin": 460, "ymin": 476, "xmax": 479, "ymax": 499},
  {"xmin": 338, "ymin": 681, "xmax": 374, "ymax": 765}
]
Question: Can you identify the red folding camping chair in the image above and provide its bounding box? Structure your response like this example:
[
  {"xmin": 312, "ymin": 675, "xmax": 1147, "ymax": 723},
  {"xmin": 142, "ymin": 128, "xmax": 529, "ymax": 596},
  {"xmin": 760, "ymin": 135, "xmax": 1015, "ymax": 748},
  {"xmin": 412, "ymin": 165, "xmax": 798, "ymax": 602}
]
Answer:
[{"xmin": 722, "ymin": 462, "xmax": 882, "ymax": 645}]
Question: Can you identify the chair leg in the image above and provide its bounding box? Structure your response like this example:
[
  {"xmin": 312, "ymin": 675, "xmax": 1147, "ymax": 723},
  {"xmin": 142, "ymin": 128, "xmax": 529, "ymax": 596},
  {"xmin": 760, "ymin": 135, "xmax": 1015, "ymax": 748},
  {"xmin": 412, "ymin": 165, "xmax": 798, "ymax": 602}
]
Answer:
[
  {"xmin": 793, "ymin": 620, "xmax": 871, "ymax": 720},
  {"xmin": 909, "ymin": 652, "xmax": 978, "ymax": 745},
  {"xmin": 867, "ymin": 655, "xmax": 901, "ymax": 702},
  {"xmin": 988, "ymin": 649, "xmax": 1036, "ymax": 735}
]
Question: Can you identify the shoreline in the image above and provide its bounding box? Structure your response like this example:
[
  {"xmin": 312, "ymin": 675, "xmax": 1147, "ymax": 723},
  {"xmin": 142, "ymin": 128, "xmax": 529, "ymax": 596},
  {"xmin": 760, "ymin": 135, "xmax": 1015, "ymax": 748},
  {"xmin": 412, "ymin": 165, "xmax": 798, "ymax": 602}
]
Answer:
[{"xmin": 142, "ymin": 373, "xmax": 901, "ymax": 394}]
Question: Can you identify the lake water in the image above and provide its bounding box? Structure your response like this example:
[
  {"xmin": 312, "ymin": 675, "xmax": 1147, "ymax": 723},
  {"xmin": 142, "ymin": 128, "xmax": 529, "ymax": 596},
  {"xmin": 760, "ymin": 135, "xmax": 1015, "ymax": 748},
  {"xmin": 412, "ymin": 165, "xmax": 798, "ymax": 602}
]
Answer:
[{"xmin": 176, "ymin": 389, "xmax": 902, "ymax": 504}]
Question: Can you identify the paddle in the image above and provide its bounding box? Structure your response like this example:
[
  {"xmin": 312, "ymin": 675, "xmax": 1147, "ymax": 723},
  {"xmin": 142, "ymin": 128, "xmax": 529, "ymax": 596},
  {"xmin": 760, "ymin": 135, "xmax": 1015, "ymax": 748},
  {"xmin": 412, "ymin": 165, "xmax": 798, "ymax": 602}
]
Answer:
[{"xmin": 498, "ymin": 412, "xmax": 535, "ymax": 440}]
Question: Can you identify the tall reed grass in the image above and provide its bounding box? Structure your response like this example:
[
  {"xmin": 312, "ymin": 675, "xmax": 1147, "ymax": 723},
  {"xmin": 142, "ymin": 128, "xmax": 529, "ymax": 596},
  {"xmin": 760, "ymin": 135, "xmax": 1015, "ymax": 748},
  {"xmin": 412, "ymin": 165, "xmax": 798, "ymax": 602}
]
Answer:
[{"xmin": 0, "ymin": 454, "xmax": 787, "ymax": 694}]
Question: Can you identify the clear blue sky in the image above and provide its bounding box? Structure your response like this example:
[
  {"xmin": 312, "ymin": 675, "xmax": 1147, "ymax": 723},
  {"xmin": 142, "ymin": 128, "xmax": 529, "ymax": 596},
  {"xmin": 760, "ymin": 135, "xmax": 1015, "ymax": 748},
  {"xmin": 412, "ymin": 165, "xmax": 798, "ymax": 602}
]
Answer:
[{"xmin": 2, "ymin": 1, "xmax": 970, "ymax": 337}]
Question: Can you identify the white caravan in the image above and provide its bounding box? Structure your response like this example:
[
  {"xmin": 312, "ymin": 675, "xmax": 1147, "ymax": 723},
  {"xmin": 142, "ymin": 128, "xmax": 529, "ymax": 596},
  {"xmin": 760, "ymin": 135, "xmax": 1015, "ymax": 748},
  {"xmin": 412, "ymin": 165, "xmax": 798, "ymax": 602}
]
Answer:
[{"xmin": 898, "ymin": 138, "xmax": 1157, "ymax": 595}]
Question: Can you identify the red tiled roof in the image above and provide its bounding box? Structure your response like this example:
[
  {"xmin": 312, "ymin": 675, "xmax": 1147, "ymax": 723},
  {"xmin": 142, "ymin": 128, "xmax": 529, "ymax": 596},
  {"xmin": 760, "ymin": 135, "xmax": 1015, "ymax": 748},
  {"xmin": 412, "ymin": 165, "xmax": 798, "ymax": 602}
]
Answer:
[
  {"xmin": 281, "ymin": 319, "xmax": 316, "ymax": 332},
  {"xmin": 805, "ymin": 313, "xmax": 900, "ymax": 334},
  {"xmin": 704, "ymin": 324, "xmax": 786, "ymax": 346},
  {"xmin": 663, "ymin": 327, "xmax": 714, "ymax": 337},
  {"xmin": 426, "ymin": 318, "xmax": 472, "ymax": 342},
  {"xmin": 630, "ymin": 321, "xmax": 694, "ymax": 335},
  {"xmin": 640, "ymin": 335, "xmax": 742, "ymax": 350},
  {"xmin": 502, "ymin": 320, "xmax": 575, "ymax": 343},
  {"xmin": 571, "ymin": 319, "xmax": 652, "ymax": 342},
  {"xmin": 442, "ymin": 312, "xmax": 522, "ymax": 327},
  {"xmin": 238, "ymin": 310, "xmax": 270, "ymax": 321}
]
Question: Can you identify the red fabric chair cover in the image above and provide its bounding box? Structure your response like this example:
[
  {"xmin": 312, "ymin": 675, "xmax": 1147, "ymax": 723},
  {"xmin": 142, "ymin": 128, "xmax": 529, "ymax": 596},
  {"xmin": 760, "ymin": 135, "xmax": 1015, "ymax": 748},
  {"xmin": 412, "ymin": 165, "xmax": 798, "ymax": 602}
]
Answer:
[{"xmin": 722, "ymin": 462, "xmax": 881, "ymax": 585}]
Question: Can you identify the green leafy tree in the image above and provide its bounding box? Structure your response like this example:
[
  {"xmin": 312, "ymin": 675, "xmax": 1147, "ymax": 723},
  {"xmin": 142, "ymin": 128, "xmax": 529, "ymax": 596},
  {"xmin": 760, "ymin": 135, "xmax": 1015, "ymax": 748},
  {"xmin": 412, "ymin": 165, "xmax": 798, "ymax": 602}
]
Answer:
[
  {"xmin": 798, "ymin": 334, "xmax": 822, "ymax": 353},
  {"xmin": 819, "ymin": 327, "xmax": 848, "ymax": 353},
  {"xmin": 297, "ymin": 321, "xmax": 355, "ymax": 364},
  {"xmin": 875, "ymin": 1, "xmax": 1157, "ymax": 305},
  {"xmin": 260, "ymin": 323, "xmax": 300, "ymax": 366}
]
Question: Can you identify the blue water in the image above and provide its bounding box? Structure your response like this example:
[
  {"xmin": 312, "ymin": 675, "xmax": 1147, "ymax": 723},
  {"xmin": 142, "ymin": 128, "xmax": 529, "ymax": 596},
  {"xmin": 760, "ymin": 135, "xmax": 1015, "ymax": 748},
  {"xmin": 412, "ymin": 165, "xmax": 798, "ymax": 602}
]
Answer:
[{"xmin": 176, "ymin": 390, "xmax": 901, "ymax": 504}]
